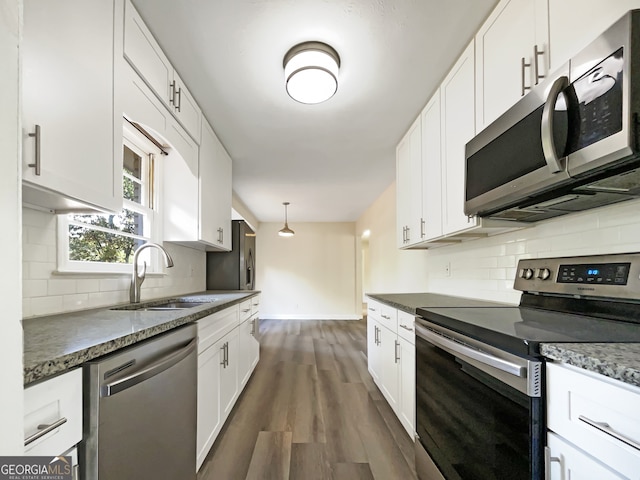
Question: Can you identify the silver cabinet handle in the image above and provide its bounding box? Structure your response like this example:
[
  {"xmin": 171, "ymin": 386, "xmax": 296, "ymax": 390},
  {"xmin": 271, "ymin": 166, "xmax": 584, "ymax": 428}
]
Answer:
[
  {"xmin": 24, "ymin": 417, "xmax": 67, "ymax": 446},
  {"xmin": 374, "ymin": 325, "xmax": 379, "ymax": 345},
  {"xmin": 169, "ymin": 81, "xmax": 176, "ymax": 105},
  {"xmin": 541, "ymin": 75, "xmax": 569, "ymax": 174},
  {"xmin": 381, "ymin": 314, "xmax": 391, "ymax": 320},
  {"xmin": 405, "ymin": 226, "xmax": 410, "ymax": 243},
  {"xmin": 368, "ymin": 307, "xmax": 376, "ymax": 312},
  {"xmin": 415, "ymin": 324, "xmax": 525, "ymax": 378},
  {"xmin": 250, "ymin": 319, "xmax": 255, "ymax": 336},
  {"xmin": 534, "ymin": 44, "xmax": 545, "ymax": 84},
  {"xmin": 28, "ymin": 124, "xmax": 41, "ymax": 176},
  {"xmin": 220, "ymin": 343, "xmax": 226, "ymax": 366},
  {"xmin": 394, "ymin": 340, "xmax": 400, "ymax": 363},
  {"xmin": 217, "ymin": 227, "xmax": 224, "ymax": 244},
  {"xmin": 175, "ymin": 87, "xmax": 182, "ymax": 112},
  {"xmin": 101, "ymin": 338, "xmax": 197, "ymax": 396},
  {"xmin": 578, "ymin": 415, "xmax": 640, "ymax": 451},
  {"xmin": 242, "ymin": 308, "xmax": 251, "ymax": 313},
  {"xmin": 420, "ymin": 218, "xmax": 425, "ymax": 238},
  {"xmin": 399, "ymin": 324, "xmax": 414, "ymax": 332},
  {"xmin": 544, "ymin": 446, "xmax": 563, "ymax": 480},
  {"xmin": 521, "ymin": 56, "xmax": 531, "ymax": 96}
]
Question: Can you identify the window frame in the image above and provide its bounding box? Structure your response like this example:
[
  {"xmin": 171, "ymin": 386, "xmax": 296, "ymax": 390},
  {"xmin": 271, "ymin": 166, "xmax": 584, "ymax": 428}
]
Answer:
[{"xmin": 56, "ymin": 124, "xmax": 163, "ymax": 274}]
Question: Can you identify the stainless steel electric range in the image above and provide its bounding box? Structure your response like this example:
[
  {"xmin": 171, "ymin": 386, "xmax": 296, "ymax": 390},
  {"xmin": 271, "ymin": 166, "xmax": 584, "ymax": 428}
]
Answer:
[{"xmin": 414, "ymin": 252, "xmax": 640, "ymax": 480}]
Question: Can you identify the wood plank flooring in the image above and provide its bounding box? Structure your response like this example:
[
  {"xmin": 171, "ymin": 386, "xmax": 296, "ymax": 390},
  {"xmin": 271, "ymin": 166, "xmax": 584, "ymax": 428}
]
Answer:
[{"xmin": 197, "ymin": 319, "xmax": 417, "ymax": 480}]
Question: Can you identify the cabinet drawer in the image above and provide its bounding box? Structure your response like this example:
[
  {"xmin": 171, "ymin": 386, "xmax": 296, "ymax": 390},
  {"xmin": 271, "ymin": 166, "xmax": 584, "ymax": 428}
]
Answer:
[
  {"xmin": 547, "ymin": 432, "xmax": 624, "ymax": 479},
  {"xmin": 546, "ymin": 362, "xmax": 640, "ymax": 479},
  {"xmin": 378, "ymin": 303, "xmax": 397, "ymax": 333},
  {"xmin": 239, "ymin": 299, "xmax": 252, "ymax": 323},
  {"xmin": 197, "ymin": 305, "xmax": 239, "ymax": 352},
  {"xmin": 397, "ymin": 310, "xmax": 416, "ymax": 344},
  {"xmin": 366, "ymin": 298, "xmax": 383, "ymax": 321},
  {"xmin": 251, "ymin": 295, "xmax": 260, "ymax": 316},
  {"xmin": 24, "ymin": 368, "xmax": 82, "ymax": 456}
]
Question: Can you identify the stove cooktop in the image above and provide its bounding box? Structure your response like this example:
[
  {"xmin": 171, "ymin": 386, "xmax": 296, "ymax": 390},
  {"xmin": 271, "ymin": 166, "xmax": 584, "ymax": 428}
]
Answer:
[{"xmin": 416, "ymin": 306, "xmax": 640, "ymax": 357}]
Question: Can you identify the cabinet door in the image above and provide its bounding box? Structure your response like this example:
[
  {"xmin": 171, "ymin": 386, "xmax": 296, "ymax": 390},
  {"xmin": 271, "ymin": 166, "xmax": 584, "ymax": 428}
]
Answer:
[
  {"xmin": 163, "ymin": 118, "xmax": 199, "ymax": 244},
  {"xmin": 378, "ymin": 323, "xmax": 400, "ymax": 413},
  {"xmin": 220, "ymin": 328, "xmax": 239, "ymax": 421},
  {"xmin": 441, "ymin": 41, "xmax": 479, "ymax": 236},
  {"xmin": 396, "ymin": 118, "xmax": 422, "ymax": 247},
  {"xmin": 420, "ymin": 91, "xmax": 443, "ymax": 240},
  {"xmin": 546, "ymin": 433, "xmax": 625, "ymax": 480},
  {"xmin": 22, "ymin": 0, "xmax": 120, "ymax": 213},
  {"xmin": 124, "ymin": 0, "xmax": 172, "ymax": 105},
  {"xmin": 397, "ymin": 336, "xmax": 415, "ymax": 438},
  {"xmin": 475, "ymin": 0, "xmax": 549, "ymax": 130},
  {"xmin": 122, "ymin": 63, "xmax": 171, "ymax": 138},
  {"xmin": 196, "ymin": 342, "xmax": 221, "ymax": 470},
  {"xmin": 238, "ymin": 318, "xmax": 258, "ymax": 389},
  {"xmin": 200, "ymin": 120, "xmax": 232, "ymax": 251},
  {"xmin": 548, "ymin": 0, "xmax": 640, "ymax": 72},
  {"xmin": 171, "ymin": 71, "xmax": 202, "ymax": 143},
  {"xmin": 367, "ymin": 319, "xmax": 381, "ymax": 383}
]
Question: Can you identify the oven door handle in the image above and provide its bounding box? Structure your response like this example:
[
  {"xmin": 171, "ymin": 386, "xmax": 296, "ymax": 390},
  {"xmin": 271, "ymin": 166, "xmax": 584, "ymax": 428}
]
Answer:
[{"xmin": 415, "ymin": 324, "xmax": 526, "ymax": 378}]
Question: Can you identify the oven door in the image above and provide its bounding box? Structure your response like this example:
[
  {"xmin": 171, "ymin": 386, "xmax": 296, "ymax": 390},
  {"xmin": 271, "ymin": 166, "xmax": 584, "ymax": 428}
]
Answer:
[{"xmin": 415, "ymin": 321, "xmax": 543, "ymax": 480}]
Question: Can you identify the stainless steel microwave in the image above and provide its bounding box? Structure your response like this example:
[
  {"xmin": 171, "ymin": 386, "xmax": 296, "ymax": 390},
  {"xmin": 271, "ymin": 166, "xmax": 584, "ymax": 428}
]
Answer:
[{"xmin": 465, "ymin": 10, "xmax": 640, "ymax": 222}]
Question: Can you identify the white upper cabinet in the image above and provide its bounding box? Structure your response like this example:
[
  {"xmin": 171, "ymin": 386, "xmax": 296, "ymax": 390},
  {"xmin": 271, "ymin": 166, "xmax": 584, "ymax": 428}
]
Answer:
[
  {"xmin": 396, "ymin": 117, "xmax": 422, "ymax": 248},
  {"xmin": 124, "ymin": 0, "xmax": 201, "ymax": 143},
  {"xmin": 475, "ymin": 0, "xmax": 549, "ymax": 131},
  {"xmin": 441, "ymin": 41, "xmax": 478, "ymax": 236},
  {"xmin": 548, "ymin": 0, "xmax": 640, "ymax": 72},
  {"xmin": 199, "ymin": 120, "xmax": 232, "ymax": 251},
  {"xmin": 420, "ymin": 92, "xmax": 443, "ymax": 241},
  {"xmin": 22, "ymin": 0, "xmax": 122, "ymax": 213}
]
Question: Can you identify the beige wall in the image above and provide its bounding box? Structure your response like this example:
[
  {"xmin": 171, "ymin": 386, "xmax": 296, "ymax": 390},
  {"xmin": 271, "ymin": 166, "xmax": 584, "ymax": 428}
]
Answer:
[
  {"xmin": 356, "ymin": 182, "xmax": 430, "ymax": 295},
  {"xmin": 1, "ymin": 0, "xmax": 24, "ymax": 454},
  {"xmin": 256, "ymin": 222, "xmax": 359, "ymax": 319},
  {"xmin": 357, "ymin": 181, "xmax": 640, "ymax": 305}
]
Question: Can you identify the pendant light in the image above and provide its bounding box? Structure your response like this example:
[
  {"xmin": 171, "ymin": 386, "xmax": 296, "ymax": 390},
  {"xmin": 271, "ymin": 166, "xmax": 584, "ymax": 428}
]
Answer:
[
  {"xmin": 278, "ymin": 202, "xmax": 295, "ymax": 237},
  {"xmin": 283, "ymin": 41, "xmax": 340, "ymax": 104}
]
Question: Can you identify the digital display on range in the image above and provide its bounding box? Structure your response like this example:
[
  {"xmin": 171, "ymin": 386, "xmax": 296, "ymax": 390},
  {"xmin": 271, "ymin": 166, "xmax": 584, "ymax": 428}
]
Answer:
[{"xmin": 557, "ymin": 262, "xmax": 630, "ymax": 285}]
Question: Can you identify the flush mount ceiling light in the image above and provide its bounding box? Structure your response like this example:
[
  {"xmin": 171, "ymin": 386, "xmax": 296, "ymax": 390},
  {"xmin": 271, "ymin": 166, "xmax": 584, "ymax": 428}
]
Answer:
[
  {"xmin": 278, "ymin": 202, "xmax": 295, "ymax": 237},
  {"xmin": 283, "ymin": 41, "xmax": 340, "ymax": 104}
]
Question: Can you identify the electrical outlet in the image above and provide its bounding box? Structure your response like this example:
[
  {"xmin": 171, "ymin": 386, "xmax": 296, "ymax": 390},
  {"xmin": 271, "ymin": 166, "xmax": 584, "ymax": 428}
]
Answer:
[{"xmin": 444, "ymin": 261, "xmax": 451, "ymax": 277}]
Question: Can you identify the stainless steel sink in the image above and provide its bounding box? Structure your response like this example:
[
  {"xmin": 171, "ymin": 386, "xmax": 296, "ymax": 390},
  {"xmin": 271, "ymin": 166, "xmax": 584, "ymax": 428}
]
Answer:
[{"xmin": 111, "ymin": 301, "xmax": 208, "ymax": 311}]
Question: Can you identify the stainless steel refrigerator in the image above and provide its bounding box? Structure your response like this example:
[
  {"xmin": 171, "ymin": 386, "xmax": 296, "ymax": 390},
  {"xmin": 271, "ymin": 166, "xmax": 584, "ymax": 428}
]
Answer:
[{"xmin": 206, "ymin": 220, "xmax": 255, "ymax": 290}]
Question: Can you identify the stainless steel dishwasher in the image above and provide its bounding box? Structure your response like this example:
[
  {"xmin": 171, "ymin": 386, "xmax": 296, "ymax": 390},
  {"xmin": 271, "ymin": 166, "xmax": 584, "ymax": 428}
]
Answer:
[{"xmin": 81, "ymin": 324, "xmax": 197, "ymax": 480}]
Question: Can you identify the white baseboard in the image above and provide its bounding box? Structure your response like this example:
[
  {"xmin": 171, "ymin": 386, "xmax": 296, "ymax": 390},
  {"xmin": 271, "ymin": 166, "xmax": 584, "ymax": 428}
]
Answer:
[{"xmin": 260, "ymin": 314, "xmax": 362, "ymax": 320}]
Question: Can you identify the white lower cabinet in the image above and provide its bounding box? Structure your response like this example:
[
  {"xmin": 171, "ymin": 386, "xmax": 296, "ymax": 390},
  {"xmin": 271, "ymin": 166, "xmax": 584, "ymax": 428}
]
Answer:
[
  {"xmin": 218, "ymin": 328, "xmax": 239, "ymax": 422},
  {"xmin": 546, "ymin": 432, "xmax": 624, "ymax": 480},
  {"xmin": 196, "ymin": 296, "xmax": 261, "ymax": 471},
  {"xmin": 366, "ymin": 298, "xmax": 416, "ymax": 439},
  {"xmin": 546, "ymin": 362, "xmax": 640, "ymax": 479},
  {"xmin": 24, "ymin": 368, "xmax": 83, "ymax": 478}
]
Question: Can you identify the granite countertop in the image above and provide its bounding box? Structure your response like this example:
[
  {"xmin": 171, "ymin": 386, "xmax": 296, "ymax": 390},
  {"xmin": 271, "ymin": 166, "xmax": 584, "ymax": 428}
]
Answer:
[
  {"xmin": 541, "ymin": 343, "xmax": 640, "ymax": 387},
  {"xmin": 23, "ymin": 290, "xmax": 259, "ymax": 385},
  {"xmin": 366, "ymin": 292, "xmax": 509, "ymax": 314}
]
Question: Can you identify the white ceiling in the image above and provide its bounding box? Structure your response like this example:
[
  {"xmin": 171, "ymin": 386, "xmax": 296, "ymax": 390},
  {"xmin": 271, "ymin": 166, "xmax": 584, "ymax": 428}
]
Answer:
[{"xmin": 131, "ymin": 0, "xmax": 498, "ymax": 223}]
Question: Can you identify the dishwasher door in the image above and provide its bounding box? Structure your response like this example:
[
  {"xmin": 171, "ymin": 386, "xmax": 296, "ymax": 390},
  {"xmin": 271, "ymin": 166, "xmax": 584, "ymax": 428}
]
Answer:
[{"xmin": 81, "ymin": 324, "xmax": 197, "ymax": 480}]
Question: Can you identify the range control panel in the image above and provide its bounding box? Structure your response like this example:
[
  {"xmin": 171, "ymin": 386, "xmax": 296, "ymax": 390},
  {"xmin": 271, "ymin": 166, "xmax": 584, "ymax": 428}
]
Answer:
[
  {"xmin": 557, "ymin": 263, "xmax": 630, "ymax": 285},
  {"xmin": 514, "ymin": 253, "xmax": 640, "ymax": 300}
]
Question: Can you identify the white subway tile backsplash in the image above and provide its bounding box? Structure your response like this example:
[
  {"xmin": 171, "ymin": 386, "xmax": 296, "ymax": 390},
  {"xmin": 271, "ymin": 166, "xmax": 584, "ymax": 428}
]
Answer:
[
  {"xmin": 31, "ymin": 295, "xmax": 63, "ymax": 316},
  {"xmin": 23, "ymin": 244, "xmax": 49, "ymax": 262},
  {"xmin": 48, "ymin": 279, "xmax": 77, "ymax": 296},
  {"xmin": 26, "ymin": 225, "xmax": 56, "ymax": 246},
  {"xmin": 29, "ymin": 262, "xmax": 55, "ymax": 280},
  {"xmin": 63, "ymin": 294, "xmax": 90, "ymax": 312},
  {"xmin": 76, "ymin": 279, "xmax": 100, "ymax": 294},
  {"xmin": 23, "ymin": 279, "xmax": 47, "ymax": 298}
]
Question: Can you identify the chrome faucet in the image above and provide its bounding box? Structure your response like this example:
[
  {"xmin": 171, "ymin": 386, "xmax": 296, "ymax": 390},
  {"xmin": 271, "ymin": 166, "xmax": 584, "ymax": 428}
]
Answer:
[{"xmin": 130, "ymin": 242, "xmax": 174, "ymax": 303}]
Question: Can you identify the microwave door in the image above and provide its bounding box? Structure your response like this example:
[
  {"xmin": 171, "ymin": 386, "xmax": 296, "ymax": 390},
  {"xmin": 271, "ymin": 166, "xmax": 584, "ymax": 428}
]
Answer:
[
  {"xmin": 566, "ymin": 12, "xmax": 638, "ymax": 177},
  {"xmin": 464, "ymin": 66, "xmax": 572, "ymax": 217}
]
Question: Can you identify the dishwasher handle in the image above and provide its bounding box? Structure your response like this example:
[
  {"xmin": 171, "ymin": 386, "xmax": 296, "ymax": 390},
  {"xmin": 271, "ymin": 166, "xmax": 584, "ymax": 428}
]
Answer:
[{"xmin": 101, "ymin": 337, "xmax": 197, "ymax": 397}]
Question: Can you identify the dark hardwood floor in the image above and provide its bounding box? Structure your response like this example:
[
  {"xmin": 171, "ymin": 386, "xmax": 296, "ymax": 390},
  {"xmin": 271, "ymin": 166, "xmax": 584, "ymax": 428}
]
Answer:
[{"xmin": 197, "ymin": 318, "xmax": 417, "ymax": 480}]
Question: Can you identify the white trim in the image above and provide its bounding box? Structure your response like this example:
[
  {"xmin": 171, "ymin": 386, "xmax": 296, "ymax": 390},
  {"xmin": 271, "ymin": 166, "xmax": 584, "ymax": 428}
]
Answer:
[{"xmin": 260, "ymin": 314, "xmax": 362, "ymax": 320}]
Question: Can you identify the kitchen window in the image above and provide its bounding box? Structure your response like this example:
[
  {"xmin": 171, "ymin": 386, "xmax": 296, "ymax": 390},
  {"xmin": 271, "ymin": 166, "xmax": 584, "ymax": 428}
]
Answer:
[{"xmin": 57, "ymin": 125, "xmax": 162, "ymax": 274}]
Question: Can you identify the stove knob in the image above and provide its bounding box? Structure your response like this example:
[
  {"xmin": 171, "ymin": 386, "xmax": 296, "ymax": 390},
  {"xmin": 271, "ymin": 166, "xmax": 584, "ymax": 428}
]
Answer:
[
  {"xmin": 523, "ymin": 268, "xmax": 534, "ymax": 280},
  {"xmin": 539, "ymin": 268, "xmax": 551, "ymax": 280}
]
